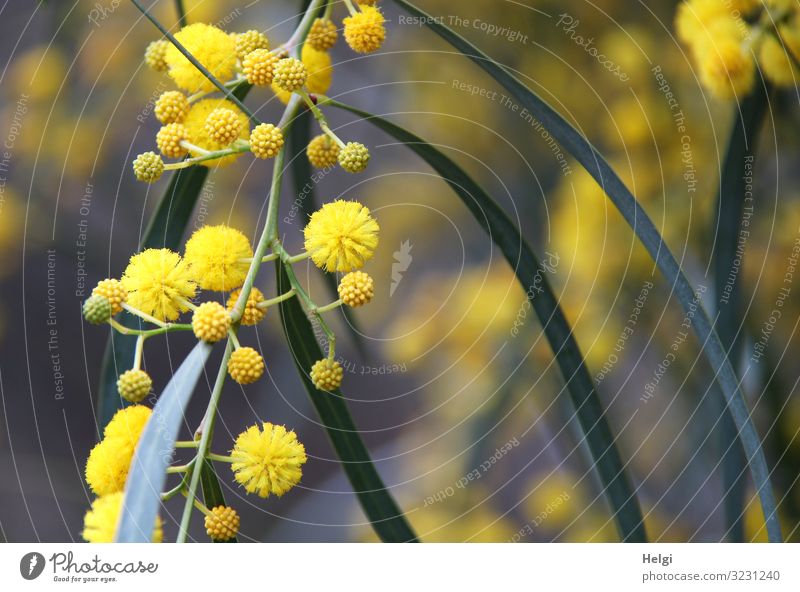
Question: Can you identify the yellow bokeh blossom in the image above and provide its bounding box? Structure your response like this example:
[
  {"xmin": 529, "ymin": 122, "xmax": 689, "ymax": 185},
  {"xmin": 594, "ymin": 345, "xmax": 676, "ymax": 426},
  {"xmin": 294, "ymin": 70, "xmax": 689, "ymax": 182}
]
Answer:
[
  {"xmin": 82, "ymin": 492, "xmax": 163, "ymax": 543},
  {"xmin": 164, "ymin": 23, "xmax": 237, "ymax": 92}
]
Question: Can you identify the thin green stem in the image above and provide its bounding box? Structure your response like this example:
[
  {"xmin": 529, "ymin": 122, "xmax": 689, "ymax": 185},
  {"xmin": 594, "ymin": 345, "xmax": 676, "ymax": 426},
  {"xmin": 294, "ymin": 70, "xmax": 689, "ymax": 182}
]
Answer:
[
  {"xmin": 208, "ymin": 453, "xmax": 235, "ymax": 463},
  {"xmin": 129, "ymin": 0, "xmax": 261, "ymax": 123},
  {"xmin": 257, "ymin": 289, "xmax": 297, "ymax": 309},
  {"xmin": 228, "ymin": 330, "xmax": 241, "ymax": 349},
  {"xmin": 133, "ymin": 335, "xmax": 145, "ymax": 370},
  {"xmin": 342, "ymin": 0, "xmax": 357, "ymax": 15},
  {"xmin": 284, "ymin": 0, "xmax": 327, "ymax": 57},
  {"xmin": 167, "ymin": 464, "xmax": 192, "ymax": 474},
  {"xmin": 175, "ymin": 440, "xmax": 200, "ymax": 448},
  {"xmin": 177, "ymin": 340, "xmax": 233, "ymax": 543},
  {"xmin": 288, "ymin": 251, "xmax": 310, "ymax": 263},
  {"xmin": 316, "ymin": 298, "xmax": 343, "ymax": 313},
  {"xmin": 161, "ymin": 481, "xmax": 186, "ymax": 502},
  {"xmin": 121, "ymin": 303, "xmax": 168, "ymax": 327},
  {"xmin": 299, "ymin": 90, "xmax": 345, "ymax": 148},
  {"xmin": 165, "ymin": 145, "xmax": 251, "ymax": 170},
  {"xmin": 109, "ymin": 319, "xmax": 192, "ymax": 337},
  {"xmin": 187, "ymin": 77, "xmax": 247, "ymax": 103}
]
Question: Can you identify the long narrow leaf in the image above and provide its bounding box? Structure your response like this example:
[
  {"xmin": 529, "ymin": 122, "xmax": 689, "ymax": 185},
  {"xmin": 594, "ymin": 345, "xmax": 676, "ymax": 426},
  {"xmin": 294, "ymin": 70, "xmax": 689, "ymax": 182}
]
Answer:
[
  {"xmin": 328, "ymin": 99, "xmax": 646, "ymax": 542},
  {"xmin": 96, "ymin": 84, "xmax": 252, "ymax": 429},
  {"xmin": 389, "ymin": 0, "xmax": 782, "ymax": 542},
  {"xmin": 712, "ymin": 82, "xmax": 769, "ymax": 542},
  {"xmin": 116, "ymin": 342, "xmax": 212, "ymax": 542},
  {"xmin": 275, "ymin": 261, "xmax": 418, "ymax": 542}
]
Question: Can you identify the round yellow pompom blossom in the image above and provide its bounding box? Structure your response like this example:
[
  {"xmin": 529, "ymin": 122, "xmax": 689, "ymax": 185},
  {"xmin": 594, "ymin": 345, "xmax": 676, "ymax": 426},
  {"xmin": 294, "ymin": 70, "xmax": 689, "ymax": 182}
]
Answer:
[
  {"xmin": 698, "ymin": 37, "xmax": 755, "ymax": 99},
  {"xmin": 183, "ymin": 99, "xmax": 250, "ymax": 167},
  {"xmin": 231, "ymin": 422, "xmax": 307, "ymax": 498},
  {"xmin": 117, "ymin": 369, "xmax": 152, "ymax": 403},
  {"xmin": 83, "ymin": 492, "xmax": 163, "ymax": 543},
  {"xmin": 122, "ymin": 248, "xmax": 197, "ymax": 322},
  {"xmin": 83, "ymin": 295, "xmax": 112, "ymax": 324},
  {"xmin": 338, "ymin": 141, "xmax": 370, "ymax": 173},
  {"xmin": 85, "ymin": 438, "xmax": 131, "ymax": 496},
  {"xmin": 204, "ymin": 108, "xmax": 243, "ymax": 146},
  {"xmin": 242, "ymin": 48, "xmax": 279, "ymax": 86},
  {"xmin": 156, "ymin": 123, "xmax": 188, "ymax": 158},
  {"xmin": 132, "ymin": 151, "xmax": 164, "ymax": 183},
  {"xmin": 344, "ymin": 6, "xmax": 386, "ymax": 54},
  {"xmin": 674, "ymin": 0, "xmax": 731, "ymax": 46},
  {"xmin": 155, "ymin": 91, "xmax": 190, "ymax": 124},
  {"xmin": 310, "ymin": 358, "xmax": 343, "ymax": 391},
  {"xmin": 307, "ymin": 134, "xmax": 340, "ymax": 168},
  {"xmin": 338, "ymin": 271, "xmax": 374, "ymax": 307},
  {"xmin": 234, "ymin": 29, "xmax": 269, "ymax": 60},
  {"xmin": 86, "ymin": 405, "xmax": 152, "ymax": 495},
  {"xmin": 192, "ymin": 301, "xmax": 231, "ymax": 343},
  {"xmin": 92, "ymin": 278, "xmax": 127, "ymax": 315},
  {"xmin": 227, "ymin": 347, "xmax": 265, "ymax": 384},
  {"xmin": 164, "ymin": 23, "xmax": 237, "ymax": 93},
  {"xmin": 204, "ymin": 505, "xmax": 240, "ymax": 541},
  {"xmin": 760, "ymin": 34, "xmax": 799, "ymax": 87},
  {"xmin": 273, "ymin": 57, "xmax": 308, "ymax": 92},
  {"xmin": 249, "ymin": 123, "xmax": 284, "ymax": 159},
  {"xmin": 104, "ymin": 404, "xmax": 152, "ymax": 441},
  {"xmin": 308, "ymin": 18, "xmax": 338, "ymax": 51},
  {"xmin": 304, "ymin": 200, "xmax": 380, "ymax": 272},
  {"xmin": 184, "ymin": 225, "xmax": 253, "ymax": 291},
  {"xmin": 226, "ymin": 286, "xmax": 266, "ymax": 325},
  {"xmin": 144, "ymin": 39, "xmax": 169, "ymax": 72}
]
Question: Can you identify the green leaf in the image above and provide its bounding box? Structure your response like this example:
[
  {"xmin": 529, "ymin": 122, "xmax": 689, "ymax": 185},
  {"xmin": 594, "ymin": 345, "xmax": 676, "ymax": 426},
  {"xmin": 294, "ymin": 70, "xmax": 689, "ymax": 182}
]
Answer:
[
  {"xmin": 96, "ymin": 83, "xmax": 252, "ymax": 430},
  {"xmin": 388, "ymin": 0, "xmax": 782, "ymax": 543},
  {"xmin": 286, "ymin": 109, "xmax": 369, "ymax": 361},
  {"xmin": 328, "ymin": 98, "xmax": 646, "ymax": 542},
  {"xmin": 712, "ymin": 82, "xmax": 769, "ymax": 542},
  {"xmin": 116, "ymin": 342, "xmax": 212, "ymax": 542},
  {"xmin": 275, "ymin": 261, "xmax": 418, "ymax": 542},
  {"xmin": 200, "ymin": 460, "xmax": 237, "ymax": 543}
]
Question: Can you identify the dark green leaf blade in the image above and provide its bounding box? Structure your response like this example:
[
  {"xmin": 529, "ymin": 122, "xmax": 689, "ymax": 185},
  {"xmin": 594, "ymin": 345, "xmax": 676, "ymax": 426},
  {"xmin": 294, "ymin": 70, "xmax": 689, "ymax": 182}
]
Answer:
[
  {"xmin": 275, "ymin": 261, "xmax": 418, "ymax": 542},
  {"xmin": 388, "ymin": 0, "xmax": 782, "ymax": 543},
  {"xmin": 712, "ymin": 81, "xmax": 769, "ymax": 542},
  {"xmin": 329, "ymin": 99, "xmax": 646, "ymax": 542}
]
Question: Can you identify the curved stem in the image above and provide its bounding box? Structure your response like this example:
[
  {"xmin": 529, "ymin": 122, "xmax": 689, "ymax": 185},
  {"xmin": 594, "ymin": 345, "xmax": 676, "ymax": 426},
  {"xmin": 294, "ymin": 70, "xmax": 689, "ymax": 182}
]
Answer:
[
  {"xmin": 176, "ymin": 340, "xmax": 232, "ymax": 543},
  {"xmin": 121, "ymin": 303, "xmax": 168, "ymax": 327},
  {"xmin": 257, "ymin": 289, "xmax": 297, "ymax": 309}
]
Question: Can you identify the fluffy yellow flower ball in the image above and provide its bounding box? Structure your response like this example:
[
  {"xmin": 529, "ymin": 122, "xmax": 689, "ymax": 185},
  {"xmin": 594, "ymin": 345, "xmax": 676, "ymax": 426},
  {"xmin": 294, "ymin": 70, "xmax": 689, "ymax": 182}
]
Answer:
[
  {"xmin": 344, "ymin": 6, "xmax": 386, "ymax": 53},
  {"xmin": 183, "ymin": 99, "xmax": 250, "ymax": 167},
  {"xmin": 85, "ymin": 405, "xmax": 152, "ymax": 496},
  {"xmin": 697, "ymin": 37, "xmax": 755, "ymax": 99},
  {"xmin": 231, "ymin": 423, "xmax": 307, "ymax": 498},
  {"xmin": 82, "ymin": 492, "xmax": 163, "ymax": 543},
  {"xmin": 164, "ymin": 23, "xmax": 237, "ymax": 93},
  {"xmin": 121, "ymin": 249, "xmax": 197, "ymax": 322},
  {"xmin": 304, "ymin": 200, "xmax": 380, "ymax": 272},
  {"xmin": 184, "ymin": 225, "xmax": 253, "ymax": 291}
]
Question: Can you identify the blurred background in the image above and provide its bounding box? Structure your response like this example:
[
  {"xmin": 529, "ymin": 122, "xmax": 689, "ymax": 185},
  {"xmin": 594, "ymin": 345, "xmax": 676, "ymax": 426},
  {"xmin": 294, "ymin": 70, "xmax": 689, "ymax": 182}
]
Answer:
[{"xmin": 1, "ymin": 0, "xmax": 799, "ymax": 542}]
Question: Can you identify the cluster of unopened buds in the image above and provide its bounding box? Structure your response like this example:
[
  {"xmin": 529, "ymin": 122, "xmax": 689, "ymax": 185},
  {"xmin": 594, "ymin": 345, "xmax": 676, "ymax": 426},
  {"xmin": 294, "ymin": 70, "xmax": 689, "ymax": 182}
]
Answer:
[
  {"xmin": 676, "ymin": 0, "xmax": 800, "ymax": 99},
  {"xmin": 80, "ymin": 0, "xmax": 386, "ymax": 542}
]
